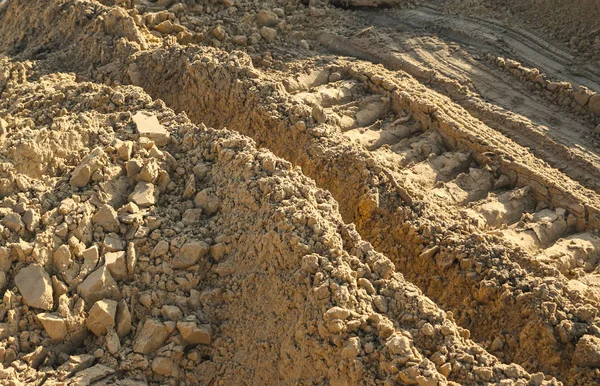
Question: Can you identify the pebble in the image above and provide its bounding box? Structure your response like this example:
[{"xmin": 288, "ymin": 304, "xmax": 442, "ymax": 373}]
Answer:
[
  {"xmin": 172, "ymin": 241, "xmax": 209, "ymax": 269},
  {"xmin": 134, "ymin": 319, "xmax": 169, "ymax": 354},
  {"xmin": 15, "ymin": 264, "xmax": 53, "ymax": 310},
  {"xmin": 78, "ymin": 266, "xmax": 121, "ymax": 304},
  {"xmin": 86, "ymin": 299, "xmax": 118, "ymax": 336},
  {"xmin": 36, "ymin": 313, "xmax": 68, "ymax": 341},
  {"xmin": 177, "ymin": 321, "xmax": 212, "ymax": 345},
  {"xmin": 132, "ymin": 112, "xmax": 170, "ymax": 146},
  {"xmin": 129, "ymin": 182, "xmax": 156, "ymax": 207}
]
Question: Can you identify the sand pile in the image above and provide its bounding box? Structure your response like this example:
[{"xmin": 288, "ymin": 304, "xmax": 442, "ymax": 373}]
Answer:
[{"xmin": 2, "ymin": 0, "xmax": 600, "ymax": 385}]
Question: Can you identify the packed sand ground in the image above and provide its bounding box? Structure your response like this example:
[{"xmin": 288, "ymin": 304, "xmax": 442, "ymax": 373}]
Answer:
[{"xmin": 2, "ymin": 0, "xmax": 600, "ymax": 385}]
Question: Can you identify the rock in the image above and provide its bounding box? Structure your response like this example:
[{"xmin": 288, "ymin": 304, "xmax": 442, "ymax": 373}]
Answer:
[
  {"xmin": 210, "ymin": 242, "xmax": 226, "ymax": 261},
  {"xmin": 152, "ymin": 240, "xmax": 169, "ymax": 257},
  {"xmin": 15, "ymin": 264, "xmax": 53, "ymax": 310},
  {"xmin": 70, "ymin": 148, "xmax": 107, "ymax": 188},
  {"xmin": 138, "ymin": 159, "xmax": 159, "ymax": 183},
  {"xmin": 116, "ymin": 141, "xmax": 132, "ymax": 161},
  {"xmin": 126, "ymin": 158, "xmax": 143, "ymax": 179},
  {"xmin": 0, "ymin": 271, "xmax": 5, "ymax": 292},
  {"xmin": 177, "ymin": 321, "xmax": 211, "ymax": 345},
  {"xmin": 86, "ymin": 299, "xmax": 117, "ymax": 336},
  {"xmin": 133, "ymin": 319, "xmax": 169, "ymax": 354},
  {"xmin": 22, "ymin": 209, "xmax": 39, "ymax": 232},
  {"xmin": 78, "ymin": 266, "xmax": 120, "ymax": 304},
  {"xmin": 53, "ymin": 244, "xmax": 72, "ymax": 271},
  {"xmin": 23, "ymin": 346, "xmax": 48, "ymax": 369},
  {"xmin": 92, "ymin": 204, "xmax": 119, "ymax": 231},
  {"xmin": 132, "ymin": 112, "xmax": 170, "ymax": 146},
  {"xmin": 129, "ymin": 182, "xmax": 156, "ymax": 207},
  {"xmin": 105, "ymin": 329, "xmax": 121, "ymax": 355},
  {"xmin": 589, "ymin": 93, "xmax": 600, "ymax": 114},
  {"xmin": 574, "ymin": 88, "xmax": 593, "ymax": 106},
  {"xmin": 161, "ymin": 305, "xmax": 183, "ymax": 321},
  {"xmin": 182, "ymin": 208, "xmax": 203, "ymax": 225},
  {"xmin": 1, "ymin": 212, "xmax": 23, "ymax": 233},
  {"xmin": 37, "ymin": 313, "xmax": 68, "ymax": 341},
  {"xmin": 257, "ymin": 10, "xmax": 278, "ymax": 27},
  {"xmin": 212, "ymin": 25, "xmax": 227, "ymax": 41},
  {"xmin": 116, "ymin": 300, "xmax": 132, "ymax": 338},
  {"xmin": 341, "ymin": 337, "xmax": 361, "ymax": 358},
  {"xmin": 70, "ymin": 364, "xmax": 115, "ymax": 386},
  {"xmin": 232, "ymin": 35, "xmax": 248, "ymax": 46},
  {"xmin": 105, "ymin": 251, "xmax": 127, "ymax": 280},
  {"xmin": 82, "ymin": 245, "xmax": 99, "ymax": 264},
  {"xmin": 152, "ymin": 357, "xmax": 179, "ymax": 376},
  {"xmin": 103, "ymin": 235, "xmax": 125, "ymax": 252},
  {"xmin": 574, "ymin": 335, "xmax": 600, "ymax": 368},
  {"xmin": 386, "ymin": 334, "xmax": 412, "ymax": 356},
  {"xmin": 154, "ymin": 20, "xmax": 174, "ymax": 34},
  {"xmin": 172, "ymin": 241, "xmax": 209, "ymax": 269},
  {"xmin": 194, "ymin": 189, "xmax": 219, "ymax": 214},
  {"xmin": 260, "ymin": 27, "xmax": 277, "ymax": 42},
  {"xmin": 126, "ymin": 242, "xmax": 137, "ymax": 275}
]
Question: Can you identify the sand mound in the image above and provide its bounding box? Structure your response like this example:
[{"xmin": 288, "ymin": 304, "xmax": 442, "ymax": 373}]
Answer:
[{"xmin": 2, "ymin": 0, "xmax": 600, "ymax": 385}]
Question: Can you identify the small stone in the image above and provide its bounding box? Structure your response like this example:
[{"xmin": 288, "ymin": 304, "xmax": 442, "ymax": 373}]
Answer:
[
  {"xmin": 172, "ymin": 241, "xmax": 209, "ymax": 269},
  {"xmin": 139, "ymin": 293, "xmax": 152, "ymax": 307},
  {"xmin": 341, "ymin": 337, "xmax": 361, "ymax": 358},
  {"xmin": 23, "ymin": 346, "xmax": 48, "ymax": 369},
  {"xmin": 36, "ymin": 313, "xmax": 67, "ymax": 341},
  {"xmin": 588, "ymin": 94, "xmax": 600, "ymax": 114},
  {"xmin": 86, "ymin": 299, "xmax": 118, "ymax": 336},
  {"xmin": 92, "ymin": 205, "xmax": 119, "ymax": 231},
  {"xmin": 129, "ymin": 182, "xmax": 156, "ymax": 207},
  {"xmin": 104, "ymin": 234, "xmax": 125, "ymax": 252},
  {"xmin": 55, "ymin": 223, "xmax": 68, "ymax": 238},
  {"xmin": 386, "ymin": 334, "xmax": 412, "ymax": 356},
  {"xmin": 212, "ymin": 25, "xmax": 227, "ymax": 41},
  {"xmin": 116, "ymin": 300, "xmax": 132, "ymax": 338},
  {"xmin": 324, "ymin": 306, "xmax": 351, "ymax": 321},
  {"xmin": 152, "ymin": 240, "xmax": 169, "ymax": 257},
  {"xmin": 1, "ymin": 212, "xmax": 23, "ymax": 233},
  {"xmin": 70, "ymin": 148, "xmax": 107, "ymax": 188},
  {"xmin": 232, "ymin": 35, "xmax": 248, "ymax": 46},
  {"xmin": 78, "ymin": 266, "xmax": 120, "ymax": 304},
  {"xmin": 260, "ymin": 26, "xmax": 277, "ymax": 42},
  {"xmin": 177, "ymin": 321, "xmax": 211, "ymax": 345},
  {"xmin": 193, "ymin": 189, "xmax": 219, "ymax": 214},
  {"xmin": 105, "ymin": 329, "xmax": 121, "ymax": 355},
  {"xmin": 82, "ymin": 245, "xmax": 99, "ymax": 263},
  {"xmin": 133, "ymin": 112, "xmax": 170, "ymax": 146},
  {"xmin": 420, "ymin": 323, "xmax": 435, "ymax": 336},
  {"xmin": 154, "ymin": 20, "xmax": 174, "ymax": 34},
  {"xmin": 0, "ymin": 271, "xmax": 6, "ymax": 292},
  {"xmin": 210, "ymin": 242, "xmax": 226, "ymax": 261},
  {"xmin": 22, "ymin": 209, "xmax": 39, "ymax": 232},
  {"xmin": 52, "ymin": 276, "xmax": 68, "ymax": 298},
  {"xmin": 116, "ymin": 141, "xmax": 132, "ymax": 161},
  {"xmin": 152, "ymin": 357, "xmax": 179, "ymax": 377},
  {"xmin": 105, "ymin": 251, "xmax": 127, "ymax": 280},
  {"xmin": 182, "ymin": 208, "xmax": 203, "ymax": 225},
  {"xmin": 53, "ymin": 244, "xmax": 72, "ymax": 271},
  {"xmin": 574, "ymin": 335, "xmax": 600, "ymax": 368},
  {"xmin": 161, "ymin": 305, "xmax": 183, "ymax": 321},
  {"xmin": 133, "ymin": 319, "xmax": 169, "ymax": 354},
  {"xmin": 192, "ymin": 163, "xmax": 209, "ymax": 180},
  {"xmin": 257, "ymin": 10, "xmax": 278, "ymax": 27},
  {"xmin": 138, "ymin": 159, "xmax": 159, "ymax": 183},
  {"xmin": 15, "ymin": 264, "xmax": 53, "ymax": 310},
  {"xmin": 126, "ymin": 242, "xmax": 137, "ymax": 274},
  {"xmin": 70, "ymin": 364, "xmax": 115, "ymax": 386}
]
